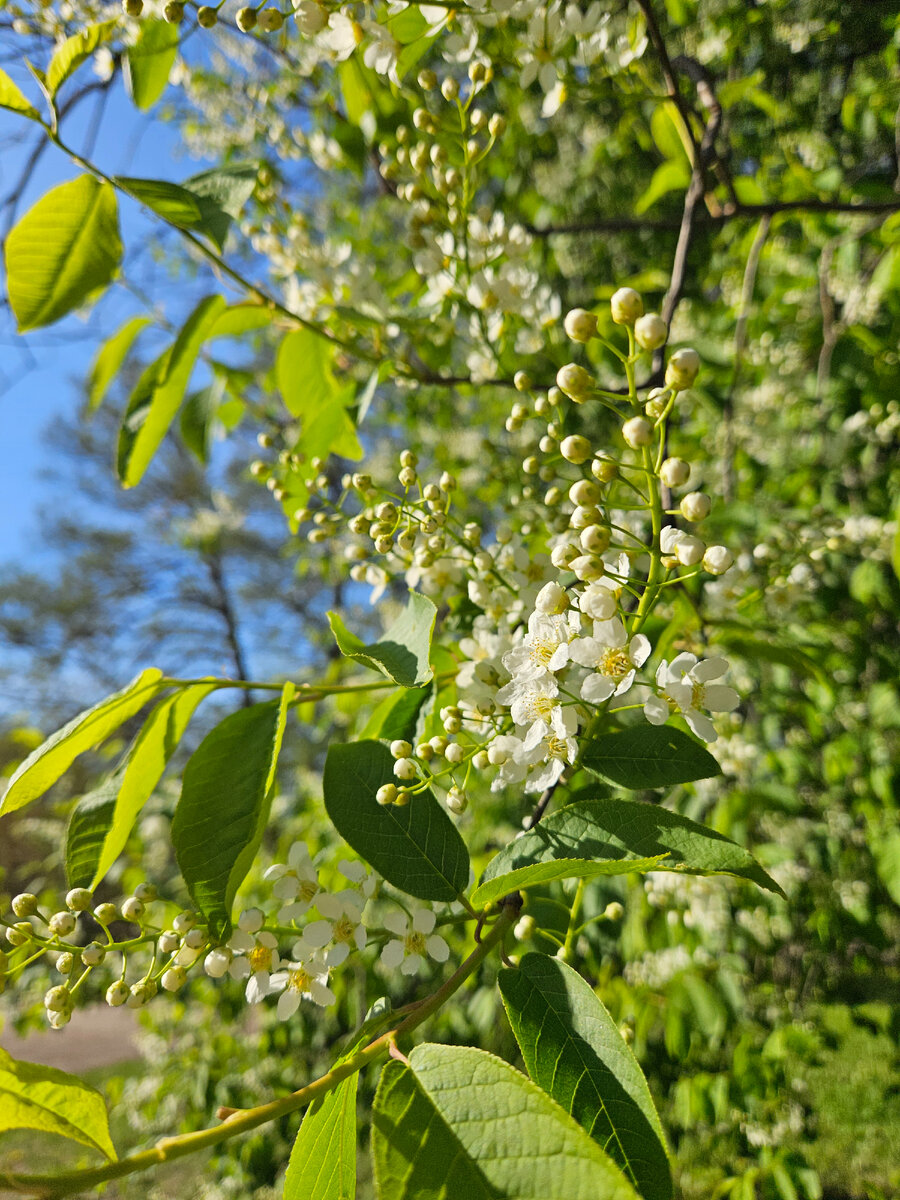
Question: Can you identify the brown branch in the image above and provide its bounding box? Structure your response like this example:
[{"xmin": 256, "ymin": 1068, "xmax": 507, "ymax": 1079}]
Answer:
[{"xmin": 634, "ymin": 0, "xmax": 700, "ymax": 164}]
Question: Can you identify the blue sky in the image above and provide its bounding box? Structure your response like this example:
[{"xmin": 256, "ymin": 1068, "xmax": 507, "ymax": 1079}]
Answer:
[{"xmin": 0, "ymin": 67, "xmax": 204, "ymax": 565}]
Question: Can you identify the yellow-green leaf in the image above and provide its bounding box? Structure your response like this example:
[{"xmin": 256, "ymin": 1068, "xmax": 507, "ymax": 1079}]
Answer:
[
  {"xmin": 124, "ymin": 18, "xmax": 178, "ymax": 110},
  {"xmin": 46, "ymin": 21, "xmax": 117, "ymax": 97},
  {"xmin": 0, "ymin": 1048, "xmax": 117, "ymax": 1161},
  {"xmin": 87, "ymin": 315, "xmax": 152, "ymax": 412},
  {"xmin": 0, "ymin": 669, "xmax": 163, "ymax": 817},
  {"xmin": 0, "ymin": 67, "xmax": 40, "ymax": 120},
  {"xmin": 5, "ymin": 175, "xmax": 123, "ymax": 332}
]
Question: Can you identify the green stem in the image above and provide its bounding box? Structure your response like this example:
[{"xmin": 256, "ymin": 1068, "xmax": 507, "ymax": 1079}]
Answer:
[{"xmin": 0, "ymin": 901, "xmax": 519, "ymax": 1199}]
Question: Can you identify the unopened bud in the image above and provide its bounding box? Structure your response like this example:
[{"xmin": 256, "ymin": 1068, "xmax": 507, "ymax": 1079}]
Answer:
[
  {"xmin": 560, "ymin": 435, "xmax": 592, "ymax": 465},
  {"xmin": 563, "ymin": 308, "xmax": 598, "ymax": 343},
  {"xmin": 622, "ymin": 417, "xmax": 653, "ymax": 448},
  {"xmin": 680, "ymin": 492, "xmax": 711, "ymax": 522},
  {"xmin": 610, "ymin": 287, "xmax": 643, "ymax": 325},
  {"xmin": 665, "ymin": 348, "xmax": 700, "ymax": 390},
  {"xmin": 634, "ymin": 313, "xmax": 667, "ymax": 350}
]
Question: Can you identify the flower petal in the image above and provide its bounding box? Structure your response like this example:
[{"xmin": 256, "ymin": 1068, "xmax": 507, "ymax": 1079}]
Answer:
[
  {"xmin": 380, "ymin": 939, "xmax": 405, "ymax": 968},
  {"xmin": 412, "ymin": 908, "xmax": 436, "ymax": 934}
]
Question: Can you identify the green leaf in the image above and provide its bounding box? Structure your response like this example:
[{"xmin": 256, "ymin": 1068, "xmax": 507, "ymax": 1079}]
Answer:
[
  {"xmin": 180, "ymin": 382, "xmax": 221, "ymax": 464},
  {"xmin": 582, "ymin": 725, "xmax": 722, "ymax": 789},
  {"xmin": 372, "ymin": 1044, "xmax": 640, "ymax": 1200},
  {"xmin": 323, "ymin": 740, "xmax": 469, "ymax": 901},
  {"xmin": 208, "ymin": 303, "xmax": 272, "ymax": 339},
  {"xmin": 0, "ymin": 669, "xmax": 163, "ymax": 817},
  {"xmin": 635, "ymin": 159, "xmax": 691, "ymax": 214},
  {"xmin": 499, "ymin": 953, "xmax": 671, "ymax": 1200},
  {"xmin": 86, "ymin": 315, "xmax": 152, "ymax": 412},
  {"xmin": 171, "ymin": 684, "xmax": 293, "ymax": 940},
  {"xmin": 327, "ymin": 593, "xmax": 436, "ymax": 688},
  {"xmin": 124, "ymin": 18, "xmax": 178, "ymax": 111},
  {"xmin": 66, "ymin": 778, "xmax": 121, "ymax": 891},
  {"xmin": 284, "ymin": 1073, "xmax": 357, "ymax": 1200},
  {"xmin": 0, "ymin": 67, "xmax": 40, "ymax": 119},
  {"xmin": 891, "ymin": 494, "xmax": 900, "ymax": 583},
  {"xmin": 46, "ymin": 21, "xmax": 117, "ymax": 96},
  {"xmin": 277, "ymin": 327, "xmax": 342, "ymax": 419},
  {"xmin": 0, "ymin": 1047, "xmax": 117, "ymax": 1161},
  {"xmin": 713, "ymin": 629, "xmax": 827, "ymax": 683},
  {"xmin": 116, "ymin": 176, "xmax": 203, "ymax": 225},
  {"xmin": 5, "ymin": 175, "xmax": 123, "ymax": 332},
  {"xmin": 359, "ymin": 684, "xmax": 432, "ymax": 742},
  {"xmin": 472, "ymin": 799, "xmax": 784, "ymax": 908},
  {"xmin": 116, "ymin": 294, "xmax": 227, "ymax": 488},
  {"xmin": 73, "ymin": 684, "xmax": 215, "ymax": 889},
  {"xmin": 181, "ymin": 164, "xmax": 258, "ymax": 252}
]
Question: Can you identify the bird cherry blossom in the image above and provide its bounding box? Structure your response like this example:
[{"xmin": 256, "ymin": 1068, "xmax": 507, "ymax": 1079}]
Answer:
[
  {"xmin": 380, "ymin": 907, "xmax": 450, "ymax": 975},
  {"xmin": 269, "ymin": 954, "xmax": 335, "ymax": 1020},
  {"xmin": 570, "ymin": 617, "xmax": 651, "ymax": 704},
  {"xmin": 644, "ymin": 654, "xmax": 740, "ymax": 742}
]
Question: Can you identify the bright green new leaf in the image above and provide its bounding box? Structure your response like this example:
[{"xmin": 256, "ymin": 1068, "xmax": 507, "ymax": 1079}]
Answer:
[
  {"xmin": 208, "ymin": 303, "xmax": 273, "ymax": 339},
  {"xmin": 372, "ymin": 1044, "xmax": 640, "ymax": 1200},
  {"xmin": 45, "ymin": 21, "xmax": 117, "ymax": 96},
  {"xmin": 125, "ymin": 18, "xmax": 178, "ymax": 110},
  {"xmin": 471, "ymin": 854, "xmax": 667, "ymax": 911},
  {"xmin": 5, "ymin": 175, "xmax": 123, "ymax": 332},
  {"xmin": 0, "ymin": 1047, "xmax": 117, "ymax": 1161},
  {"xmin": 327, "ymin": 592, "xmax": 436, "ymax": 687},
  {"xmin": 635, "ymin": 159, "xmax": 691, "ymax": 214},
  {"xmin": 0, "ymin": 67, "xmax": 40, "ymax": 119},
  {"xmin": 581, "ymin": 725, "xmax": 722, "ymax": 789},
  {"xmin": 472, "ymin": 799, "xmax": 784, "ymax": 908},
  {"xmin": 0, "ymin": 669, "xmax": 163, "ymax": 817},
  {"xmin": 284, "ymin": 1073, "xmax": 357, "ymax": 1200},
  {"xmin": 87, "ymin": 315, "xmax": 151, "ymax": 412},
  {"xmin": 301, "ymin": 393, "xmax": 364, "ymax": 463},
  {"xmin": 117, "ymin": 294, "xmax": 227, "ymax": 488},
  {"xmin": 181, "ymin": 164, "xmax": 258, "ymax": 251},
  {"xmin": 74, "ymin": 684, "xmax": 215, "ymax": 889},
  {"xmin": 323, "ymin": 740, "xmax": 469, "ymax": 901},
  {"xmin": 171, "ymin": 684, "xmax": 293, "ymax": 940},
  {"xmin": 277, "ymin": 327, "xmax": 341, "ymax": 420},
  {"xmin": 499, "ymin": 953, "xmax": 672, "ymax": 1200}
]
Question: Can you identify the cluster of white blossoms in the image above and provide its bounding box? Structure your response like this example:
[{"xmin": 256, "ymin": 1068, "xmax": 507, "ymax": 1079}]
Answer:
[{"xmin": 2, "ymin": 844, "xmax": 455, "ymax": 1028}]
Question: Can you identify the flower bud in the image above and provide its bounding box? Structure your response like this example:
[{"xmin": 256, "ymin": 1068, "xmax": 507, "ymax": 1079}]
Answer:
[
  {"xmin": 183, "ymin": 927, "xmax": 206, "ymax": 950},
  {"xmin": 390, "ymin": 740, "xmax": 413, "ymax": 759},
  {"xmin": 659, "ymin": 458, "xmax": 690, "ymax": 488},
  {"xmin": 66, "ymin": 888, "xmax": 93, "ymax": 912},
  {"xmin": 513, "ymin": 914, "xmax": 536, "ymax": 940},
  {"xmin": 158, "ymin": 931, "xmax": 179, "ymax": 955},
  {"xmin": 162, "ymin": 966, "xmax": 187, "ymax": 992},
  {"xmin": 393, "ymin": 757, "xmax": 418, "ymax": 780},
  {"xmin": 564, "ymin": 308, "xmax": 598, "ymax": 343},
  {"xmin": 622, "ymin": 417, "xmax": 653, "ymax": 448},
  {"xmin": 56, "ymin": 952, "xmax": 75, "ymax": 975},
  {"xmin": 570, "ymin": 555, "xmax": 604, "ymax": 582},
  {"xmin": 472, "ymin": 750, "xmax": 490, "ymax": 770},
  {"xmin": 674, "ymin": 535, "xmax": 705, "ymax": 566},
  {"xmin": 94, "ymin": 903, "xmax": 118, "ymax": 925},
  {"xmin": 560, "ymin": 435, "xmax": 592, "ymax": 465},
  {"xmin": 579, "ymin": 583, "xmax": 616, "ymax": 621},
  {"xmin": 680, "ymin": 492, "xmax": 711, "ymax": 522},
  {"xmin": 441, "ymin": 76, "xmax": 459, "ymax": 101},
  {"xmin": 123, "ymin": 0, "xmax": 144, "ymax": 14},
  {"xmin": 11, "ymin": 893, "xmax": 38, "ymax": 918},
  {"xmin": 236, "ymin": 6, "xmax": 257, "ymax": 31},
  {"xmin": 446, "ymin": 787, "xmax": 467, "ymax": 814},
  {"xmin": 417, "ymin": 68, "xmax": 437, "ymax": 90},
  {"xmin": 665, "ymin": 348, "xmax": 700, "ymax": 390},
  {"xmin": 634, "ymin": 313, "xmax": 667, "ymax": 350},
  {"xmin": 556, "ymin": 363, "xmax": 594, "ymax": 403},
  {"xmin": 580, "ymin": 525, "xmax": 610, "ymax": 554},
  {"xmin": 49, "ymin": 912, "xmax": 76, "ymax": 937},
  {"xmin": 204, "ymin": 949, "xmax": 232, "ymax": 978},
  {"xmin": 610, "ymin": 287, "xmax": 643, "ymax": 325},
  {"xmin": 660, "ymin": 527, "xmax": 684, "ymax": 556},
  {"xmin": 376, "ymin": 783, "xmax": 399, "ymax": 806},
  {"xmin": 44, "ymin": 985, "xmax": 72, "ymax": 1013},
  {"xmin": 197, "ymin": 5, "xmax": 217, "ymax": 26},
  {"xmin": 121, "ymin": 896, "xmax": 145, "ymax": 923},
  {"xmin": 591, "ymin": 456, "xmax": 617, "ymax": 483},
  {"xmin": 259, "ymin": 7, "xmax": 284, "ymax": 31},
  {"xmin": 173, "ymin": 910, "xmax": 197, "ymax": 933},
  {"xmin": 513, "ymin": 370, "xmax": 532, "ymax": 392},
  {"xmin": 603, "ymin": 901, "xmax": 624, "ymax": 921},
  {"xmin": 127, "ymin": 979, "xmax": 157, "ymax": 1008},
  {"xmin": 568, "ymin": 479, "xmax": 601, "ymax": 507},
  {"xmin": 550, "ymin": 543, "xmax": 579, "ymax": 569},
  {"xmin": 488, "ymin": 114, "xmax": 506, "ymax": 138},
  {"xmin": 81, "ymin": 942, "xmax": 106, "ymax": 967},
  {"xmin": 444, "ymin": 743, "xmax": 464, "ymax": 764},
  {"xmin": 569, "ymin": 504, "xmax": 601, "ymax": 530},
  {"xmin": 106, "ymin": 981, "xmax": 129, "ymax": 1007},
  {"xmin": 703, "ymin": 545, "xmax": 734, "ymax": 575},
  {"xmin": 163, "ymin": 1, "xmax": 184, "ymax": 21},
  {"xmin": 534, "ymin": 581, "xmax": 568, "ymax": 614}
]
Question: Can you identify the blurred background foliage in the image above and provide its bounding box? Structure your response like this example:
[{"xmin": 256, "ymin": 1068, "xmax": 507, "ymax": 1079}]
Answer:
[{"xmin": 1, "ymin": 0, "xmax": 899, "ymax": 1197}]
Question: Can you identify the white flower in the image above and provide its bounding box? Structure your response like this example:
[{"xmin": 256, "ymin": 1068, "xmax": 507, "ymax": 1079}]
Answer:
[
  {"xmin": 570, "ymin": 618, "xmax": 651, "ymax": 703},
  {"xmin": 500, "ymin": 610, "xmax": 577, "ymax": 682},
  {"xmin": 645, "ymin": 654, "xmax": 740, "ymax": 742},
  {"xmin": 227, "ymin": 930, "xmax": 281, "ymax": 1004},
  {"xmin": 578, "ymin": 581, "xmax": 617, "ymax": 621},
  {"xmin": 487, "ymin": 733, "xmax": 534, "ymax": 792},
  {"xmin": 319, "ymin": 12, "xmax": 359, "ymax": 60},
  {"xmin": 264, "ymin": 842, "xmax": 323, "ymax": 920},
  {"xmin": 299, "ymin": 889, "xmax": 368, "ymax": 967},
  {"xmin": 269, "ymin": 955, "xmax": 335, "ymax": 1019},
  {"xmin": 380, "ymin": 908, "xmax": 449, "ymax": 975},
  {"xmin": 496, "ymin": 674, "xmax": 578, "ymax": 747}
]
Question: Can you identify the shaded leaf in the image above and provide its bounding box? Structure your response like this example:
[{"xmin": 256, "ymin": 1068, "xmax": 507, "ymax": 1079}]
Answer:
[
  {"xmin": 117, "ymin": 294, "xmax": 226, "ymax": 488},
  {"xmin": 124, "ymin": 18, "xmax": 178, "ymax": 111},
  {"xmin": 171, "ymin": 685, "xmax": 292, "ymax": 940},
  {"xmin": 359, "ymin": 684, "xmax": 432, "ymax": 743},
  {"xmin": 327, "ymin": 592, "xmax": 436, "ymax": 687},
  {"xmin": 181, "ymin": 164, "xmax": 258, "ymax": 251},
  {"xmin": 284, "ymin": 1073, "xmax": 357, "ymax": 1200},
  {"xmin": 372, "ymin": 1044, "xmax": 639, "ymax": 1200},
  {"xmin": 323, "ymin": 740, "xmax": 469, "ymax": 901},
  {"xmin": 116, "ymin": 176, "xmax": 203, "ymax": 225},
  {"xmin": 0, "ymin": 669, "xmax": 163, "ymax": 817},
  {"xmin": 499, "ymin": 953, "xmax": 671, "ymax": 1200},
  {"xmin": 66, "ymin": 779, "xmax": 120, "ymax": 891},
  {"xmin": 5, "ymin": 176, "xmax": 122, "ymax": 332},
  {"xmin": 582, "ymin": 725, "xmax": 721, "ymax": 789},
  {"xmin": 0, "ymin": 1047, "xmax": 117, "ymax": 1161}
]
